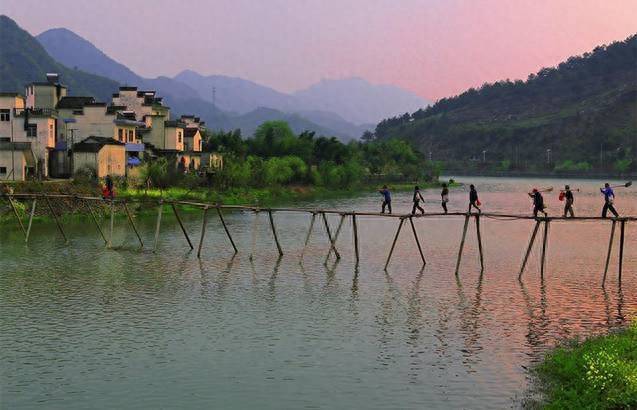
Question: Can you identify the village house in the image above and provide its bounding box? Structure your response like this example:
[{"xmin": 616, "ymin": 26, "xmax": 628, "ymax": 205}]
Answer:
[
  {"xmin": 1, "ymin": 76, "xmax": 216, "ymax": 180},
  {"xmin": 0, "ymin": 82, "xmax": 57, "ymax": 180},
  {"xmin": 72, "ymin": 136, "xmax": 126, "ymax": 177}
]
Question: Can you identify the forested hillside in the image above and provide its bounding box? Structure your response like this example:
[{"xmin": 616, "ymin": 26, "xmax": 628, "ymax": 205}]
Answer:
[
  {"xmin": 374, "ymin": 35, "xmax": 637, "ymax": 173},
  {"xmin": 0, "ymin": 16, "xmax": 119, "ymax": 102}
]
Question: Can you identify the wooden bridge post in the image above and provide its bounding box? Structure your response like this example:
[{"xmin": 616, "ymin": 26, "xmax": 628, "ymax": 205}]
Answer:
[
  {"xmin": 325, "ymin": 214, "xmax": 346, "ymax": 263},
  {"xmin": 45, "ymin": 196, "xmax": 67, "ymax": 243},
  {"xmin": 619, "ymin": 219, "xmax": 626, "ymax": 282},
  {"xmin": 321, "ymin": 212, "xmax": 340, "ymax": 260},
  {"xmin": 85, "ymin": 200, "xmax": 107, "ymax": 245},
  {"xmin": 602, "ymin": 220, "xmax": 616, "ymax": 286},
  {"xmin": 409, "ymin": 216, "xmax": 426, "ymax": 267},
  {"xmin": 268, "ymin": 209, "xmax": 283, "ymax": 256},
  {"xmin": 249, "ymin": 209, "xmax": 260, "ymax": 261},
  {"xmin": 123, "ymin": 202, "xmax": 143, "ymax": 248},
  {"xmin": 153, "ymin": 201, "xmax": 163, "ymax": 252},
  {"xmin": 197, "ymin": 206, "xmax": 209, "ymax": 258},
  {"xmin": 24, "ymin": 199, "xmax": 37, "ymax": 243},
  {"xmin": 8, "ymin": 195, "xmax": 26, "ymax": 236},
  {"xmin": 384, "ymin": 217, "xmax": 405, "ymax": 271},
  {"xmin": 171, "ymin": 203, "xmax": 193, "ymax": 250},
  {"xmin": 217, "ymin": 206, "xmax": 238, "ymax": 254},
  {"xmin": 475, "ymin": 214, "xmax": 485, "ymax": 272},
  {"xmin": 519, "ymin": 220, "xmax": 541, "ymax": 279},
  {"xmin": 454, "ymin": 214, "xmax": 471, "ymax": 276},
  {"xmin": 352, "ymin": 213, "xmax": 360, "ymax": 265},
  {"xmin": 109, "ymin": 200, "xmax": 115, "ymax": 248},
  {"xmin": 540, "ymin": 219, "xmax": 550, "ymax": 278},
  {"xmin": 300, "ymin": 212, "xmax": 316, "ymax": 261}
]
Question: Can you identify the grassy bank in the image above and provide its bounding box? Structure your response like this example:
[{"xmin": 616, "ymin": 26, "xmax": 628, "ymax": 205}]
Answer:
[
  {"xmin": 527, "ymin": 321, "xmax": 637, "ymax": 409},
  {"xmin": 1, "ymin": 179, "xmax": 453, "ymax": 224}
]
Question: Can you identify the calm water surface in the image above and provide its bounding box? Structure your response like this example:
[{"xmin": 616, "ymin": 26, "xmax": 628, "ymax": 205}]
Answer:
[{"xmin": 1, "ymin": 177, "xmax": 636, "ymax": 409}]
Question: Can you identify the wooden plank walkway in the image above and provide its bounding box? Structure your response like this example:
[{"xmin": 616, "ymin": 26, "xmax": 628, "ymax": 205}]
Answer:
[{"xmin": 1, "ymin": 193, "xmax": 633, "ymax": 285}]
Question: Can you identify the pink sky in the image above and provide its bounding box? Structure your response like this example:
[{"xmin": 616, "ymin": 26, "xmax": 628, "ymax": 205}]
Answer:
[{"xmin": 1, "ymin": 0, "xmax": 635, "ymax": 100}]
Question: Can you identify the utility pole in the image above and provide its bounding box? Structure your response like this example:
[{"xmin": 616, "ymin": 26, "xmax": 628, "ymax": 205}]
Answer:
[
  {"xmin": 482, "ymin": 149, "xmax": 487, "ymax": 163},
  {"xmin": 546, "ymin": 148, "xmax": 551, "ymax": 164},
  {"xmin": 10, "ymin": 107, "xmax": 15, "ymax": 181}
]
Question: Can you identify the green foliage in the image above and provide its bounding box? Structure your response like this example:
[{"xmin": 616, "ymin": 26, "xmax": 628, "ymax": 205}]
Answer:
[
  {"xmin": 530, "ymin": 322, "xmax": 637, "ymax": 409},
  {"xmin": 555, "ymin": 160, "xmax": 592, "ymax": 172},
  {"xmin": 615, "ymin": 158, "xmax": 632, "ymax": 173}
]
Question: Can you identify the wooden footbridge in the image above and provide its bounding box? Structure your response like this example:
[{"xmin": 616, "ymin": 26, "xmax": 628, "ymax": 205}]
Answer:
[{"xmin": 1, "ymin": 193, "xmax": 634, "ymax": 286}]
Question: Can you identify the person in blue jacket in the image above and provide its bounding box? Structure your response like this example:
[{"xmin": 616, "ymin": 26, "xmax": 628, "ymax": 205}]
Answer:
[
  {"xmin": 379, "ymin": 185, "xmax": 392, "ymax": 214},
  {"xmin": 600, "ymin": 183, "xmax": 619, "ymax": 218}
]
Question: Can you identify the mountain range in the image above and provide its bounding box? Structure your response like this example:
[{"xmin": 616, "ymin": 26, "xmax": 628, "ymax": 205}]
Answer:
[
  {"xmin": 32, "ymin": 23, "xmax": 427, "ymax": 139},
  {"xmin": 374, "ymin": 34, "xmax": 637, "ymax": 172}
]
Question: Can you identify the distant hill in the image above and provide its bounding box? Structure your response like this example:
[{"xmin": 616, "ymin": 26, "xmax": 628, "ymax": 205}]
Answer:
[
  {"xmin": 35, "ymin": 24, "xmax": 422, "ymax": 135},
  {"xmin": 174, "ymin": 69, "xmax": 299, "ymax": 114},
  {"xmin": 293, "ymin": 77, "xmax": 428, "ymax": 125},
  {"xmin": 37, "ymin": 28, "xmax": 140, "ymax": 85},
  {"xmin": 0, "ymin": 15, "xmax": 119, "ymax": 101},
  {"xmin": 374, "ymin": 35, "xmax": 637, "ymax": 172}
]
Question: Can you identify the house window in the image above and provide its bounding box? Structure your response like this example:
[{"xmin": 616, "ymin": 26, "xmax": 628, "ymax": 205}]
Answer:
[
  {"xmin": 0, "ymin": 167, "xmax": 6, "ymax": 174},
  {"xmin": 178, "ymin": 131, "xmax": 182, "ymax": 143},
  {"xmin": 118, "ymin": 129, "xmax": 124, "ymax": 141},
  {"xmin": 27, "ymin": 124, "xmax": 37, "ymax": 137},
  {"xmin": 128, "ymin": 129, "xmax": 134, "ymax": 142},
  {"xmin": 198, "ymin": 140, "xmax": 202, "ymax": 151},
  {"xmin": 0, "ymin": 109, "xmax": 9, "ymax": 121}
]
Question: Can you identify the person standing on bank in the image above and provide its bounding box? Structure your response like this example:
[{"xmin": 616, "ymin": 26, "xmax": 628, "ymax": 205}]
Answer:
[
  {"xmin": 412, "ymin": 185, "xmax": 425, "ymax": 215},
  {"xmin": 562, "ymin": 185, "xmax": 575, "ymax": 217},
  {"xmin": 379, "ymin": 185, "xmax": 392, "ymax": 214},
  {"xmin": 600, "ymin": 182, "xmax": 619, "ymax": 218},
  {"xmin": 528, "ymin": 188, "xmax": 547, "ymax": 218},
  {"xmin": 468, "ymin": 184, "xmax": 481, "ymax": 213},
  {"xmin": 105, "ymin": 174, "xmax": 114, "ymax": 199},
  {"xmin": 441, "ymin": 183, "xmax": 449, "ymax": 214}
]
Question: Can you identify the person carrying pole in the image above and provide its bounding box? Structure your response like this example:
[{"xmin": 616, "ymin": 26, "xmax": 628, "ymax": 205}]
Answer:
[
  {"xmin": 441, "ymin": 183, "xmax": 449, "ymax": 214},
  {"xmin": 528, "ymin": 188, "xmax": 547, "ymax": 218},
  {"xmin": 468, "ymin": 184, "xmax": 481, "ymax": 213},
  {"xmin": 561, "ymin": 185, "xmax": 575, "ymax": 217},
  {"xmin": 600, "ymin": 182, "xmax": 619, "ymax": 218},
  {"xmin": 379, "ymin": 184, "xmax": 392, "ymax": 214},
  {"xmin": 411, "ymin": 185, "xmax": 425, "ymax": 215}
]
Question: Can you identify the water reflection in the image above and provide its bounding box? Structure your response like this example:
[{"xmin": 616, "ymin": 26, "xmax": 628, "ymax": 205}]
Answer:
[
  {"xmin": 1, "ymin": 176, "xmax": 636, "ymax": 409},
  {"xmin": 455, "ymin": 272, "xmax": 485, "ymax": 370}
]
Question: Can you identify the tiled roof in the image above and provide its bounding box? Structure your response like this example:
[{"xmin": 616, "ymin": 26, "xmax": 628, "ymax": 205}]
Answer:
[
  {"xmin": 73, "ymin": 136, "xmax": 125, "ymax": 153},
  {"xmin": 56, "ymin": 96, "xmax": 95, "ymax": 109}
]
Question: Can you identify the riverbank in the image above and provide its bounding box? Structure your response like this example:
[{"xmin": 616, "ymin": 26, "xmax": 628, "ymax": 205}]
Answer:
[
  {"xmin": 0, "ymin": 179, "xmax": 452, "ymax": 224},
  {"xmin": 526, "ymin": 321, "xmax": 637, "ymax": 409}
]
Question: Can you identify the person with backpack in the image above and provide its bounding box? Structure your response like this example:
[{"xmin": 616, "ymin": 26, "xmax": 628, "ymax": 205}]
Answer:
[
  {"xmin": 562, "ymin": 185, "xmax": 574, "ymax": 217},
  {"xmin": 412, "ymin": 185, "xmax": 425, "ymax": 215}
]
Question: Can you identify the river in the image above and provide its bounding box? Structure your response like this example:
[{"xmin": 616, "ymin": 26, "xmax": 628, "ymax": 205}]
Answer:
[{"xmin": 1, "ymin": 177, "xmax": 635, "ymax": 409}]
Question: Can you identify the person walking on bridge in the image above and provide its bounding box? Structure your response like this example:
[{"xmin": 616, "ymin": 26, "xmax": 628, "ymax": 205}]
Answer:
[
  {"xmin": 528, "ymin": 188, "xmax": 547, "ymax": 218},
  {"xmin": 412, "ymin": 185, "xmax": 425, "ymax": 215},
  {"xmin": 562, "ymin": 185, "xmax": 575, "ymax": 218},
  {"xmin": 379, "ymin": 185, "xmax": 392, "ymax": 214},
  {"xmin": 441, "ymin": 183, "xmax": 449, "ymax": 214},
  {"xmin": 468, "ymin": 184, "xmax": 481, "ymax": 213},
  {"xmin": 600, "ymin": 183, "xmax": 619, "ymax": 218}
]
